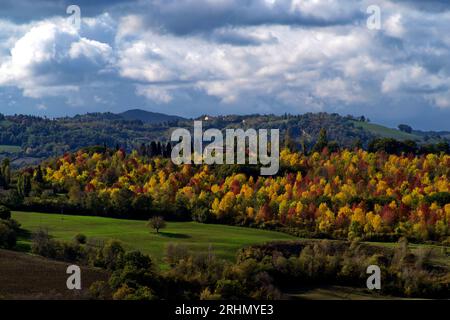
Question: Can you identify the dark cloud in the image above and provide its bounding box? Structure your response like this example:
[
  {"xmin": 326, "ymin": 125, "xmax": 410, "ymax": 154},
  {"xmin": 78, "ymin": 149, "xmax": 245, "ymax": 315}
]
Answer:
[
  {"xmin": 0, "ymin": 0, "xmax": 450, "ymax": 130},
  {"xmin": 399, "ymin": 0, "xmax": 450, "ymax": 12},
  {"xmin": 138, "ymin": 0, "xmax": 364, "ymax": 35},
  {"xmin": 0, "ymin": 0, "xmax": 137, "ymax": 22}
]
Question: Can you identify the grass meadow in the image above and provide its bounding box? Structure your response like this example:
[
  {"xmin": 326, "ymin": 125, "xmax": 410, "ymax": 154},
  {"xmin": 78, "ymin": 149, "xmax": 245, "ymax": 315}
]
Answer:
[{"xmin": 12, "ymin": 211, "xmax": 297, "ymax": 263}]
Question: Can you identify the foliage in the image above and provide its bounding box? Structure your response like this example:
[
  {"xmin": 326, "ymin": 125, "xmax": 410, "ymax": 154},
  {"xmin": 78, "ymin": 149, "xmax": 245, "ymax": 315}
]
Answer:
[
  {"xmin": 19, "ymin": 146, "xmax": 448, "ymax": 244},
  {"xmin": 74, "ymin": 233, "xmax": 87, "ymax": 244},
  {"xmin": 0, "ymin": 112, "xmax": 387, "ymax": 159},
  {"xmin": 0, "ymin": 219, "xmax": 18, "ymax": 249},
  {"xmin": 398, "ymin": 124, "xmax": 413, "ymax": 134},
  {"xmin": 0, "ymin": 205, "xmax": 11, "ymax": 220}
]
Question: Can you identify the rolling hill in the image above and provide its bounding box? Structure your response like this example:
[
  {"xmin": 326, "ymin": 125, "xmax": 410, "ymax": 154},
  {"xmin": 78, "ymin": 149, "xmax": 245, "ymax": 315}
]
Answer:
[
  {"xmin": 119, "ymin": 109, "xmax": 185, "ymax": 123},
  {"xmin": 12, "ymin": 211, "xmax": 296, "ymax": 263},
  {"xmin": 0, "ymin": 110, "xmax": 448, "ymax": 164}
]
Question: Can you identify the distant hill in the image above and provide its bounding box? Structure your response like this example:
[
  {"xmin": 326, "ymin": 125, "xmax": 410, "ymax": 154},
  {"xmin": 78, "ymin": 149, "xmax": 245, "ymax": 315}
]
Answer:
[
  {"xmin": 119, "ymin": 109, "xmax": 185, "ymax": 123},
  {"xmin": 0, "ymin": 110, "xmax": 448, "ymax": 164}
]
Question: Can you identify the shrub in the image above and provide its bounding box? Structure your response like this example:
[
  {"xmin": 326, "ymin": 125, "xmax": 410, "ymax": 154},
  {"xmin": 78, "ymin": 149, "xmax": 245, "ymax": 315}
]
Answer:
[
  {"xmin": 74, "ymin": 233, "xmax": 87, "ymax": 244},
  {"xmin": 0, "ymin": 221, "xmax": 16, "ymax": 248},
  {"xmin": 31, "ymin": 228, "xmax": 60, "ymax": 259},
  {"xmin": 0, "ymin": 205, "xmax": 11, "ymax": 220},
  {"xmin": 214, "ymin": 279, "xmax": 244, "ymax": 299},
  {"xmin": 109, "ymin": 251, "xmax": 155, "ymax": 290},
  {"xmin": 95, "ymin": 240, "xmax": 125, "ymax": 270},
  {"xmin": 60, "ymin": 242, "xmax": 85, "ymax": 262},
  {"xmin": 165, "ymin": 243, "xmax": 189, "ymax": 266},
  {"xmin": 89, "ymin": 281, "xmax": 111, "ymax": 300}
]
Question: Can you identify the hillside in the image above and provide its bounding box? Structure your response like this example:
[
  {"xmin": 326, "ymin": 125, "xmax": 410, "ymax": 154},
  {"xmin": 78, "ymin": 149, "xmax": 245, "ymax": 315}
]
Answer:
[
  {"xmin": 119, "ymin": 109, "xmax": 184, "ymax": 123},
  {"xmin": 4, "ymin": 148, "xmax": 447, "ymax": 245},
  {"xmin": 0, "ymin": 249, "xmax": 108, "ymax": 299},
  {"xmin": 0, "ymin": 110, "xmax": 448, "ymax": 164},
  {"xmin": 12, "ymin": 211, "xmax": 296, "ymax": 263},
  {"xmin": 351, "ymin": 121, "xmax": 421, "ymax": 141}
]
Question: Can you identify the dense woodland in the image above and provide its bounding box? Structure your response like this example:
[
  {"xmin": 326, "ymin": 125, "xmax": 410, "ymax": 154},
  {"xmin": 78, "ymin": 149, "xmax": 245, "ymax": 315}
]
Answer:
[
  {"xmin": 0, "ymin": 127, "xmax": 449, "ymax": 300},
  {"xmin": 0, "ymin": 134, "xmax": 448, "ymax": 246},
  {"xmin": 3, "ymin": 110, "xmax": 448, "ymax": 162}
]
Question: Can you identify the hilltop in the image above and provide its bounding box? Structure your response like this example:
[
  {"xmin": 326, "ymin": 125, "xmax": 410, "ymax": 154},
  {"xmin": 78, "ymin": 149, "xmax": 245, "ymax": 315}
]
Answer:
[
  {"xmin": 0, "ymin": 110, "xmax": 448, "ymax": 166},
  {"xmin": 119, "ymin": 109, "xmax": 184, "ymax": 123}
]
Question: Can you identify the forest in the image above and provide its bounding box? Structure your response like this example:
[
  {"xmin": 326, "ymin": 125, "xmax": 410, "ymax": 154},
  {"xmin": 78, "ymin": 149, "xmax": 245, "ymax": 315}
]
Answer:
[
  {"xmin": 0, "ymin": 129, "xmax": 448, "ymax": 300},
  {"xmin": 2, "ymin": 110, "xmax": 448, "ymax": 162},
  {"xmin": 0, "ymin": 140, "xmax": 448, "ymax": 245}
]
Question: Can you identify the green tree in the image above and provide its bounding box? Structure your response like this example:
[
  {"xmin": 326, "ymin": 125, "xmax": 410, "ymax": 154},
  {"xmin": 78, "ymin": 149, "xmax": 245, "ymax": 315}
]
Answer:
[
  {"xmin": 313, "ymin": 128, "xmax": 329, "ymax": 152},
  {"xmin": 33, "ymin": 165, "xmax": 44, "ymax": 184},
  {"xmin": 17, "ymin": 172, "xmax": 32, "ymax": 197},
  {"xmin": 0, "ymin": 158, "xmax": 10, "ymax": 189},
  {"xmin": 284, "ymin": 127, "xmax": 296, "ymax": 151}
]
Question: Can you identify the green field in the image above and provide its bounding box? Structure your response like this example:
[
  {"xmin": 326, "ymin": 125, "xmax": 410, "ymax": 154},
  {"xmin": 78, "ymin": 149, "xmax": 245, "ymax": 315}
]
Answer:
[
  {"xmin": 351, "ymin": 121, "xmax": 421, "ymax": 141},
  {"xmin": 0, "ymin": 145, "xmax": 21, "ymax": 153},
  {"xmin": 12, "ymin": 211, "xmax": 297, "ymax": 263}
]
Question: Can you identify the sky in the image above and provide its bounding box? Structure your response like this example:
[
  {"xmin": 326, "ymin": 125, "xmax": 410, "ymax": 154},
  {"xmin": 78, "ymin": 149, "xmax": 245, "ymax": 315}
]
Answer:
[{"xmin": 0, "ymin": 0, "xmax": 449, "ymax": 130}]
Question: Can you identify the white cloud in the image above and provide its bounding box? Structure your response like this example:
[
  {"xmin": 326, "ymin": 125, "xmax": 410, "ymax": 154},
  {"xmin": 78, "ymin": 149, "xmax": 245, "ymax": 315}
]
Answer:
[
  {"xmin": 382, "ymin": 65, "xmax": 448, "ymax": 93},
  {"xmin": 431, "ymin": 93, "xmax": 450, "ymax": 109},
  {"xmin": 116, "ymin": 23, "xmax": 374, "ymax": 106},
  {"xmin": 384, "ymin": 14, "xmax": 405, "ymax": 38},
  {"xmin": 69, "ymin": 38, "xmax": 112, "ymax": 62},
  {"xmin": 0, "ymin": 0, "xmax": 450, "ymax": 128},
  {"xmin": 0, "ymin": 18, "xmax": 114, "ymax": 98},
  {"xmin": 37, "ymin": 103, "xmax": 47, "ymax": 110},
  {"xmin": 136, "ymin": 85, "xmax": 173, "ymax": 103}
]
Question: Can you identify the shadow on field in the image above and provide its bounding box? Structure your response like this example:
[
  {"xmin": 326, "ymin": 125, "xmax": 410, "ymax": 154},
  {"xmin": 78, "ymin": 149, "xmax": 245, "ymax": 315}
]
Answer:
[
  {"xmin": 158, "ymin": 232, "xmax": 191, "ymax": 239},
  {"xmin": 15, "ymin": 228, "xmax": 32, "ymax": 252}
]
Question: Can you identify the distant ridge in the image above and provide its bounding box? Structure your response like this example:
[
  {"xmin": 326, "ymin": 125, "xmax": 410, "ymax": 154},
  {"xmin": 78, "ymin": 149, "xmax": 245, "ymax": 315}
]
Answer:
[
  {"xmin": 118, "ymin": 109, "xmax": 185, "ymax": 123},
  {"xmin": 0, "ymin": 110, "xmax": 448, "ymax": 163}
]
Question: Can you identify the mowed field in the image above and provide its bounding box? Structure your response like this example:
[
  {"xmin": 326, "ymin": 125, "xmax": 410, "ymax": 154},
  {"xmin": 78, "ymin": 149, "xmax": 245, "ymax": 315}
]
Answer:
[
  {"xmin": 12, "ymin": 211, "xmax": 297, "ymax": 263},
  {"xmin": 350, "ymin": 121, "xmax": 421, "ymax": 141}
]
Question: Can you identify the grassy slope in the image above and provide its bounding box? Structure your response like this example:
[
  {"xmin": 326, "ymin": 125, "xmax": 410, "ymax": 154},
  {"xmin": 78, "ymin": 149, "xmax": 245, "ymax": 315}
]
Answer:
[
  {"xmin": 351, "ymin": 121, "xmax": 421, "ymax": 141},
  {"xmin": 0, "ymin": 145, "xmax": 21, "ymax": 153},
  {"xmin": 12, "ymin": 211, "xmax": 296, "ymax": 263}
]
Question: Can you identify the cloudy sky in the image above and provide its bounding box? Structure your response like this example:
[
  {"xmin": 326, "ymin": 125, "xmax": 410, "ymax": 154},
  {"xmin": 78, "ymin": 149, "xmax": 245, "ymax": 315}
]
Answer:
[{"xmin": 0, "ymin": 0, "xmax": 449, "ymax": 130}]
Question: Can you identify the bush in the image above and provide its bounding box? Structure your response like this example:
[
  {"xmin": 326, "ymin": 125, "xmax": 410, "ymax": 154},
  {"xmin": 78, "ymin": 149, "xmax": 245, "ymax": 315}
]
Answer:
[
  {"xmin": 214, "ymin": 279, "xmax": 244, "ymax": 299},
  {"xmin": 60, "ymin": 242, "xmax": 85, "ymax": 262},
  {"xmin": 0, "ymin": 205, "xmax": 11, "ymax": 220},
  {"xmin": 165, "ymin": 243, "xmax": 189, "ymax": 266},
  {"xmin": 89, "ymin": 281, "xmax": 111, "ymax": 300},
  {"xmin": 74, "ymin": 233, "xmax": 87, "ymax": 244},
  {"xmin": 109, "ymin": 251, "xmax": 157, "ymax": 296},
  {"xmin": 0, "ymin": 221, "xmax": 16, "ymax": 248},
  {"xmin": 95, "ymin": 240, "xmax": 125, "ymax": 270},
  {"xmin": 31, "ymin": 229, "xmax": 87, "ymax": 262},
  {"xmin": 31, "ymin": 229, "xmax": 60, "ymax": 259}
]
